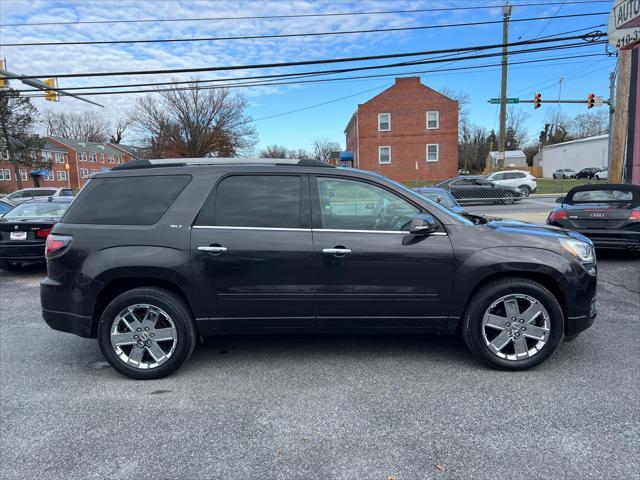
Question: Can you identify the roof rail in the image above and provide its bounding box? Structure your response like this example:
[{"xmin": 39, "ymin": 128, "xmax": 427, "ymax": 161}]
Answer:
[{"xmin": 111, "ymin": 157, "xmax": 335, "ymax": 170}]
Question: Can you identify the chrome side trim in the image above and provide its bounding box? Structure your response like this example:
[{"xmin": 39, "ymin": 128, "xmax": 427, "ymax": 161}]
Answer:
[
  {"xmin": 193, "ymin": 226, "xmax": 447, "ymax": 236},
  {"xmin": 193, "ymin": 225, "xmax": 312, "ymax": 232}
]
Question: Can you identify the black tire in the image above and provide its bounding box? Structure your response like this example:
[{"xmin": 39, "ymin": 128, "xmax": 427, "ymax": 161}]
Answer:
[
  {"xmin": 97, "ymin": 287, "xmax": 197, "ymax": 380},
  {"xmin": 517, "ymin": 185, "xmax": 531, "ymax": 197},
  {"xmin": 502, "ymin": 192, "xmax": 515, "ymax": 205},
  {"xmin": 0, "ymin": 260, "xmax": 23, "ymax": 271},
  {"xmin": 461, "ymin": 277, "xmax": 564, "ymax": 370}
]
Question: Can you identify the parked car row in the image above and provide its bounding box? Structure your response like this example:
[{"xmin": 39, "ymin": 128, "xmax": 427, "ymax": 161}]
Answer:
[{"xmin": 552, "ymin": 168, "xmax": 608, "ymax": 180}]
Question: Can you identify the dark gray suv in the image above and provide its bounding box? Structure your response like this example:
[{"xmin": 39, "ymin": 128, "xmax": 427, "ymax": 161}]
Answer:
[{"xmin": 41, "ymin": 158, "xmax": 597, "ymax": 379}]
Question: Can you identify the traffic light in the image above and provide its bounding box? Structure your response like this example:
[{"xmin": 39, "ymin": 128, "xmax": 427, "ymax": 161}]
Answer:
[
  {"xmin": 534, "ymin": 93, "xmax": 542, "ymax": 109},
  {"xmin": 587, "ymin": 93, "xmax": 595, "ymax": 109},
  {"xmin": 44, "ymin": 78, "xmax": 59, "ymax": 102}
]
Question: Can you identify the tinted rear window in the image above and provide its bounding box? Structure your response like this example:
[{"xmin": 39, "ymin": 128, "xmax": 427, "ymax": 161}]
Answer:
[
  {"xmin": 63, "ymin": 175, "xmax": 190, "ymax": 225},
  {"xmin": 213, "ymin": 175, "xmax": 302, "ymax": 228}
]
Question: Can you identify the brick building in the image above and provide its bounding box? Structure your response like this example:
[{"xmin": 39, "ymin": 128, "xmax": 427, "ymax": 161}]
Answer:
[
  {"xmin": 344, "ymin": 77, "xmax": 459, "ymax": 182},
  {"xmin": 0, "ymin": 137, "xmax": 136, "ymax": 193},
  {"xmin": 0, "ymin": 139, "xmax": 71, "ymax": 193}
]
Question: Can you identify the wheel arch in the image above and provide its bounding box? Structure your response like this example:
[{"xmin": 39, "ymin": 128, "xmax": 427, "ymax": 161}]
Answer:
[{"xmin": 91, "ymin": 277, "xmax": 196, "ymax": 337}]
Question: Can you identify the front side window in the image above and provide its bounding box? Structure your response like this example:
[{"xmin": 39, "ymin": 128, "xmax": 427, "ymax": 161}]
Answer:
[
  {"xmin": 213, "ymin": 175, "xmax": 302, "ymax": 228},
  {"xmin": 379, "ymin": 146, "xmax": 391, "ymax": 164},
  {"xmin": 378, "ymin": 113, "xmax": 390, "ymax": 131},
  {"xmin": 426, "ymin": 144, "xmax": 439, "ymax": 162},
  {"xmin": 317, "ymin": 177, "xmax": 419, "ymax": 231},
  {"xmin": 427, "ymin": 111, "xmax": 439, "ymax": 129}
]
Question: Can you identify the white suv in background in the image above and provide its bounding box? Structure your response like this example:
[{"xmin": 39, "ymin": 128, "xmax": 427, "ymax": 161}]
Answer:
[
  {"xmin": 4, "ymin": 187, "xmax": 74, "ymax": 205},
  {"xmin": 485, "ymin": 170, "xmax": 537, "ymax": 197}
]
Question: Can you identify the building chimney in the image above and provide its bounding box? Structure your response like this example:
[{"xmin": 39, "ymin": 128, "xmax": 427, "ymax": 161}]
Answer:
[{"xmin": 394, "ymin": 77, "xmax": 421, "ymax": 85}]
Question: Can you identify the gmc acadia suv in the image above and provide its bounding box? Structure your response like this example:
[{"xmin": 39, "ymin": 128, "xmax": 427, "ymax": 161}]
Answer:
[{"xmin": 41, "ymin": 158, "xmax": 597, "ymax": 379}]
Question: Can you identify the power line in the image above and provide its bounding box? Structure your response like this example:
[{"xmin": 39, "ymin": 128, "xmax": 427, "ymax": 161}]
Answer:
[
  {"xmin": 21, "ymin": 48, "xmax": 608, "ymax": 98},
  {"xmin": 0, "ymin": 1, "xmax": 612, "ymax": 28},
  {"xmin": 532, "ymin": 0, "xmax": 567, "ymax": 39},
  {"xmin": 1, "ymin": 12, "xmax": 608, "ymax": 47},
  {"xmin": 2, "ymin": 32, "xmax": 607, "ymax": 81}
]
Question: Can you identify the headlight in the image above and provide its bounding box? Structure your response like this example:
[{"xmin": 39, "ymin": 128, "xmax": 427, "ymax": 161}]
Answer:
[{"xmin": 559, "ymin": 238, "xmax": 596, "ymax": 273}]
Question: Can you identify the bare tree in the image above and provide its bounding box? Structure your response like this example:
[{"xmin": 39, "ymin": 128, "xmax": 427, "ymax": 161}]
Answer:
[
  {"xmin": 311, "ymin": 138, "xmax": 341, "ymax": 162},
  {"xmin": 44, "ymin": 111, "xmax": 111, "ymax": 143},
  {"xmin": 109, "ymin": 118, "xmax": 132, "ymax": 144},
  {"xmin": 287, "ymin": 148, "xmax": 311, "ymax": 160},
  {"xmin": 0, "ymin": 90, "xmax": 46, "ymax": 190},
  {"xmin": 439, "ymin": 87, "xmax": 469, "ymax": 140},
  {"xmin": 259, "ymin": 144, "xmax": 288, "ymax": 158},
  {"xmin": 130, "ymin": 83, "xmax": 257, "ymax": 158},
  {"xmin": 570, "ymin": 109, "xmax": 608, "ymax": 139},
  {"xmin": 506, "ymin": 107, "xmax": 530, "ymax": 149}
]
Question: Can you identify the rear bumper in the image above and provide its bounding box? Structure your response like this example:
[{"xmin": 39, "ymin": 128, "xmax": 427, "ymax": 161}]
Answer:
[
  {"xmin": 0, "ymin": 242, "xmax": 45, "ymax": 262},
  {"xmin": 573, "ymin": 229, "xmax": 640, "ymax": 249},
  {"xmin": 42, "ymin": 308, "xmax": 94, "ymax": 338}
]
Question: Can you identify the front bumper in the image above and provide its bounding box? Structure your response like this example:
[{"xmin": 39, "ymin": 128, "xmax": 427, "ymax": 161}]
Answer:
[
  {"xmin": 566, "ymin": 296, "xmax": 597, "ymax": 339},
  {"xmin": 0, "ymin": 242, "xmax": 45, "ymax": 262}
]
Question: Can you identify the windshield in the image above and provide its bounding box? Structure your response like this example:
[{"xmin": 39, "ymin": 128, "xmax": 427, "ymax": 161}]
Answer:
[
  {"xmin": 370, "ymin": 174, "xmax": 474, "ymax": 225},
  {"xmin": 3, "ymin": 201, "xmax": 70, "ymax": 218}
]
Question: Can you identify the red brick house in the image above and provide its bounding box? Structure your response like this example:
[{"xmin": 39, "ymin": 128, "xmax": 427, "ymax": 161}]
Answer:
[
  {"xmin": 0, "ymin": 137, "xmax": 136, "ymax": 193},
  {"xmin": 0, "ymin": 139, "xmax": 71, "ymax": 193},
  {"xmin": 344, "ymin": 77, "xmax": 459, "ymax": 182}
]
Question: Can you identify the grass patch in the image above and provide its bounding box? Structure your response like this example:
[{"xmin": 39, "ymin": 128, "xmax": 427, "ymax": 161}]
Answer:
[{"xmin": 402, "ymin": 178, "xmax": 599, "ymax": 194}]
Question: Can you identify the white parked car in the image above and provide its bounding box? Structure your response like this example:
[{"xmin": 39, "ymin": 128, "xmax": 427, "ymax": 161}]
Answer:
[
  {"xmin": 552, "ymin": 168, "xmax": 577, "ymax": 179},
  {"xmin": 485, "ymin": 170, "xmax": 537, "ymax": 197},
  {"xmin": 595, "ymin": 169, "xmax": 608, "ymax": 180},
  {"xmin": 4, "ymin": 187, "xmax": 74, "ymax": 205}
]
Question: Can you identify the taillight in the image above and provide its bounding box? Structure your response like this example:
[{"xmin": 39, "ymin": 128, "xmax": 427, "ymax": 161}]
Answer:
[
  {"xmin": 549, "ymin": 210, "xmax": 567, "ymax": 222},
  {"xmin": 45, "ymin": 234, "xmax": 71, "ymax": 258},
  {"xmin": 629, "ymin": 210, "xmax": 640, "ymax": 222},
  {"xmin": 36, "ymin": 227, "xmax": 52, "ymax": 239}
]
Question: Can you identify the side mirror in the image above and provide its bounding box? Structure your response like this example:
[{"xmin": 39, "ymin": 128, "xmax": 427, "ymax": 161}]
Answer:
[
  {"xmin": 409, "ymin": 214, "xmax": 439, "ymax": 235},
  {"xmin": 556, "ymin": 196, "xmax": 565, "ymax": 204}
]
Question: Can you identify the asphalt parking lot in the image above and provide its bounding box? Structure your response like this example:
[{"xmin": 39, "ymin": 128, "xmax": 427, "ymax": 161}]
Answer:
[{"xmin": 1, "ymin": 250, "xmax": 639, "ymax": 479}]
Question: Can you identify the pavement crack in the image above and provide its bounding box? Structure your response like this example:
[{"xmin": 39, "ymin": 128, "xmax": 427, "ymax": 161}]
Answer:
[{"xmin": 600, "ymin": 279, "xmax": 640, "ymax": 295}]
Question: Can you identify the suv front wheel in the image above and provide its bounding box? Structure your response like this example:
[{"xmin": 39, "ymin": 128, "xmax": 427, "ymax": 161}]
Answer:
[
  {"xmin": 97, "ymin": 287, "xmax": 197, "ymax": 379},
  {"xmin": 461, "ymin": 278, "xmax": 564, "ymax": 369}
]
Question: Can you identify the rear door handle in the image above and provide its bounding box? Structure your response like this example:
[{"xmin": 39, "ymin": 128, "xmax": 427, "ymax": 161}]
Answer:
[
  {"xmin": 322, "ymin": 247, "xmax": 352, "ymax": 255},
  {"xmin": 198, "ymin": 246, "xmax": 228, "ymax": 253}
]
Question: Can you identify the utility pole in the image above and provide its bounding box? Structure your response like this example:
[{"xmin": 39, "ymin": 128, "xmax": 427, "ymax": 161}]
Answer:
[
  {"xmin": 607, "ymin": 71, "xmax": 616, "ymax": 173},
  {"xmin": 498, "ymin": 1, "xmax": 512, "ymax": 168}
]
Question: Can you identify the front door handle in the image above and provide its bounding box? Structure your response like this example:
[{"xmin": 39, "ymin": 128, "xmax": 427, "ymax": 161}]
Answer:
[
  {"xmin": 198, "ymin": 245, "xmax": 228, "ymax": 254},
  {"xmin": 322, "ymin": 247, "xmax": 352, "ymax": 256}
]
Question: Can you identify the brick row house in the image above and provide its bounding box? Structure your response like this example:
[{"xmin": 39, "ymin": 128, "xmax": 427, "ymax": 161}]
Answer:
[
  {"xmin": 0, "ymin": 137, "xmax": 138, "ymax": 193},
  {"xmin": 344, "ymin": 77, "xmax": 459, "ymax": 182}
]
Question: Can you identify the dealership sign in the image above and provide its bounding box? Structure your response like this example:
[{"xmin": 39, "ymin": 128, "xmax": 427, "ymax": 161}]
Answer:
[{"xmin": 609, "ymin": 0, "xmax": 640, "ymax": 50}]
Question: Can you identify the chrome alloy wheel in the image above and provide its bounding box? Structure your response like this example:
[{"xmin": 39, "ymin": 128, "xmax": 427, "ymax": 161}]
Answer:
[
  {"xmin": 481, "ymin": 294, "xmax": 550, "ymax": 361},
  {"xmin": 110, "ymin": 304, "xmax": 177, "ymax": 369}
]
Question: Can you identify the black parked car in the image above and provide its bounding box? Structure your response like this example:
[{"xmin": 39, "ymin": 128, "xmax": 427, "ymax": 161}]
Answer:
[
  {"xmin": 41, "ymin": 159, "xmax": 597, "ymax": 379},
  {"xmin": 575, "ymin": 168, "xmax": 602, "ymax": 179},
  {"xmin": 0, "ymin": 197, "xmax": 73, "ymax": 270},
  {"xmin": 547, "ymin": 183, "xmax": 640, "ymax": 250},
  {"xmin": 434, "ymin": 176, "xmax": 522, "ymax": 205}
]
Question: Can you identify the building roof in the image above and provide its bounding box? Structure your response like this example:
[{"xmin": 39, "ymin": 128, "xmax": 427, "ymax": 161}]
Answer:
[
  {"xmin": 50, "ymin": 136, "xmax": 124, "ymax": 155},
  {"xmin": 110, "ymin": 143, "xmax": 148, "ymax": 158},
  {"xmin": 542, "ymin": 134, "xmax": 608, "ymax": 151},
  {"xmin": 41, "ymin": 140, "xmax": 67, "ymax": 153},
  {"xmin": 489, "ymin": 150, "xmax": 526, "ymax": 160}
]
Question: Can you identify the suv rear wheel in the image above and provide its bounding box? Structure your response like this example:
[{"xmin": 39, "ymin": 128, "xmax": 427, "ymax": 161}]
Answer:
[
  {"xmin": 461, "ymin": 278, "xmax": 564, "ymax": 369},
  {"xmin": 97, "ymin": 287, "xmax": 197, "ymax": 379}
]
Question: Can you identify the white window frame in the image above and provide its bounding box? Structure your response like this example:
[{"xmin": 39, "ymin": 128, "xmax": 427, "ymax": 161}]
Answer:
[
  {"xmin": 19, "ymin": 169, "xmax": 27, "ymax": 181},
  {"xmin": 54, "ymin": 152, "xmax": 64, "ymax": 163},
  {"xmin": 1, "ymin": 168, "xmax": 10, "ymax": 181},
  {"xmin": 378, "ymin": 146, "xmax": 391, "ymax": 164},
  {"xmin": 57, "ymin": 171, "xmax": 67, "ymax": 181},
  {"xmin": 45, "ymin": 170, "xmax": 55, "ymax": 181},
  {"xmin": 378, "ymin": 113, "xmax": 391, "ymax": 132},
  {"xmin": 426, "ymin": 111, "xmax": 440, "ymax": 129},
  {"xmin": 426, "ymin": 144, "xmax": 439, "ymax": 162}
]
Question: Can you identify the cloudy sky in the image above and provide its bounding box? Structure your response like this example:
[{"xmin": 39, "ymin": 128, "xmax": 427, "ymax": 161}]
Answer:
[{"xmin": 0, "ymin": 0, "xmax": 615, "ymax": 151}]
